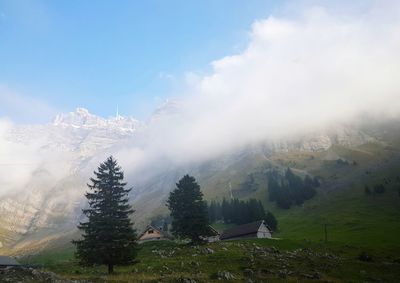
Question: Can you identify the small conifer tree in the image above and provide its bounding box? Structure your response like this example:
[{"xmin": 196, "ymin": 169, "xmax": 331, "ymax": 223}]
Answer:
[
  {"xmin": 73, "ymin": 156, "xmax": 138, "ymax": 274},
  {"xmin": 166, "ymin": 174, "xmax": 212, "ymax": 244}
]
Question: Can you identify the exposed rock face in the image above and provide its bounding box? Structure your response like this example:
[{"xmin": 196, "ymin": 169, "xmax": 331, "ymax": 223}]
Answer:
[
  {"xmin": 0, "ymin": 108, "xmax": 138, "ymax": 253},
  {"xmin": 267, "ymin": 125, "xmax": 375, "ymax": 153}
]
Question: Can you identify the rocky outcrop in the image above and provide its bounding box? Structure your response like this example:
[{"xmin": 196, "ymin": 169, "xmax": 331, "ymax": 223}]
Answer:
[{"xmin": 0, "ymin": 267, "xmax": 91, "ymax": 283}]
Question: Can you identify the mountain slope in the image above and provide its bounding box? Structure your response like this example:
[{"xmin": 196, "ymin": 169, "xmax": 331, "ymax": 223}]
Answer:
[{"xmin": 0, "ymin": 108, "xmax": 399, "ymax": 255}]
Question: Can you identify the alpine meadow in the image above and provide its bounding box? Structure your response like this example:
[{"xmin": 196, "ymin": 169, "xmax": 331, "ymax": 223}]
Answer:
[{"xmin": 0, "ymin": 1, "xmax": 400, "ymax": 282}]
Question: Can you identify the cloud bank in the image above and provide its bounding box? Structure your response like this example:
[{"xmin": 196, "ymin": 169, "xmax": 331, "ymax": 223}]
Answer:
[
  {"xmin": 118, "ymin": 1, "xmax": 400, "ymax": 171},
  {"xmin": 1, "ymin": 1, "xmax": 400, "ymax": 190}
]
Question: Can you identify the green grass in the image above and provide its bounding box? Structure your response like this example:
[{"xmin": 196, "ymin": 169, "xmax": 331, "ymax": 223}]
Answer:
[
  {"xmin": 19, "ymin": 141, "xmax": 400, "ymax": 282},
  {"xmin": 21, "ymin": 239, "xmax": 400, "ymax": 282}
]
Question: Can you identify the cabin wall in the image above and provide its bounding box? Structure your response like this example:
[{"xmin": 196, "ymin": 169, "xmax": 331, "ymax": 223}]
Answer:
[
  {"xmin": 222, "ymin": 233, "xmax": 258, "ymax": 241},
  {"xmin": 139, "ymin": 230, "xmax": 164, "ymax": 241},
  {"xmin": 207, "ymin": 235, "xmax": 220, "ymax": 242},
  {"xmin": 257, "ymin": 224, "xmax": 272, "ymax": 239}
]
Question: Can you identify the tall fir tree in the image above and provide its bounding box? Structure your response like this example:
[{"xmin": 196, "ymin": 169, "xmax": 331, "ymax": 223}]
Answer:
[
  {"xmin": 166, "ymin": 175, "xmax": 213, "ymax": 244},
  {"xmin": 73, "ymin": 156, "xmax": 138, "ymax": 274}
]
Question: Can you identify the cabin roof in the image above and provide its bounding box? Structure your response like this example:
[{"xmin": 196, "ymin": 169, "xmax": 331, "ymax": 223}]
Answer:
[
  {"xmin": 0, "ymin": 256, "xmax": 20, "ymax": 266},
  {"xmin": 139, "ymin": 225, "xmax": 161, "ymax": 237},
  {"xmin": 208, "ymin": 225, "xmax": 220, "ymax": 236},
  {"xmin": 138, "ymin": 225, "xmax": 169, "ymax": 239},
  {"xmin": 220, "ymin": 220, "xmax": 266, "ymax": 240}
]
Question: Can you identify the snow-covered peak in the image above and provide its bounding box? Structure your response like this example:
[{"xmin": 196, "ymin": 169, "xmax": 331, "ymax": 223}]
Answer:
[
  {"xmin": 52, "ymin": 107, "xmax": 141, "ymax": 133},
  {"xmin": 53, "ymin": 108, "xmax": 99, "ymax": 127}
]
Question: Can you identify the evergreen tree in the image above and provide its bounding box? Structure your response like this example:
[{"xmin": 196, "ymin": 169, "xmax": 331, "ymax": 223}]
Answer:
[
  {"xmin": 267, "ymin": 168, "xmax": 317, "ymax": 209},
  {"xmin": 208, "ymin": 200, "xmax": 217, "ymax": 223},
  {"xmin": 214, "ymin": 201, "xmax": 222, "ymax": 221},
  {"xmin": 364, "ymin": 185, "xmax": 371, "ymax": 195},
  {"xmin": 265, "ymin": 211, "xmax": 278, "ymax": 231},
  {"xmin": 166, "ymin": 175, "xmax": 212, "ymax": 244},
  {"xmin": 313, "ymin": 176, "xmax": 320, "ymax": 187},
  {"xmin": 163, "ymin": 221, "xmax": 169, "ymax": 232},
  {"xmin": 221, "ymin": 198, "xmax": 231, "ymax": 223},
  {"xmin": 73, "ymin": 156, "xmax": 138, "ymax": 274},
  {"xmin": 267, "ymin": 171, "xmax": 280, "ymax": 201},
  {"xmin": 373, "ymin": 184, "xmax": 385, "ymax": 194}
]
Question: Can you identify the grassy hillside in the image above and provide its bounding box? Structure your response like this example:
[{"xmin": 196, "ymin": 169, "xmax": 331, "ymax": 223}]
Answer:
[
  {"xmin": 21, "ymin": 239, "xmax": 400, "ymax": 282},
  {"xmin": 195, "ymin": 142, "xmax": 400, "ymax": 255},
  {"xmin": 18, "ymin": 139, "xmax": 400, "ymax": 282}
]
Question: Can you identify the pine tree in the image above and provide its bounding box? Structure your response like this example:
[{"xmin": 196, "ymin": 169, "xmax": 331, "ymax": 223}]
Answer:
[
  {"xmin": 208, "ymin": 200, "xmax": 217, "ymax": 223},
  {"xmin": 166, "ymin": 175, "xmax": 213, "ymax": 244},
  {"xmin": 265, "ymin": 211, "xmax": 278, "ymax": 231},
  {"xmin": 364, "ymin": 185, "xmax": 371, "ymax": 195},
  {"xmin": 73, "ymin": 156, "xmax": 138, "ymax": 274}
]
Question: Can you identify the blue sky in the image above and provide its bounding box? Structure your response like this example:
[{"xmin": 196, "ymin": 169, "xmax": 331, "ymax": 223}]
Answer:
[{"xmin": 0, "ymin": 0, "xmax": 284, "ymax": 122}]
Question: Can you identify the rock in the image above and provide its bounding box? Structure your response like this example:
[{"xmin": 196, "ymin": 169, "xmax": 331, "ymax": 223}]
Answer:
[
  {"xmin": 179, "ymin": 278, "xmax": 197, "ymax": 283},
  {"xmin": 0, "ymin": 267, "xmax": 89, "ymax": 283},
  {"xmin": 203, "ymin": 247, "xmax": 215, "ymax": 254},
  {"xmin": 216, "ymin": 271, "xmax": 235, "ymax": 280}
]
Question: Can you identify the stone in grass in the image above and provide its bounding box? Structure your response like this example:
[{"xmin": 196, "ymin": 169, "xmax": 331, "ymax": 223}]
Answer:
[
  {"xmin": 301, "ymin": 272, "xmax": 322, "ymax": 280},
  {"xmin": 203, "ymin": 247, "xmax": 215, "ymax": 254},
  {"xmin": 216, "ymin": 271, "xmax": 235, "ymax": 280},
  {"xmin": 179, "ymin": 278, "xmax": 197, "ymax": 283}
]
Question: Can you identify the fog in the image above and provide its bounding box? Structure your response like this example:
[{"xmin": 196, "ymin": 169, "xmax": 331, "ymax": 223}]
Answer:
[
  {"xmin": 1, "ymin": 1, "xmax": 400, "ymax": 194},
  {"xmin": 116, "ymin": 1, "xmax": 400, "ymax": 173}
]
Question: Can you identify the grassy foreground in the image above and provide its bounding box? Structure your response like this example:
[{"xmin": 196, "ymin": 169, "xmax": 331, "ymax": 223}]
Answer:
[{"xmin": 21, "ymin": 238, "xmax": 400, "ymax": 282}]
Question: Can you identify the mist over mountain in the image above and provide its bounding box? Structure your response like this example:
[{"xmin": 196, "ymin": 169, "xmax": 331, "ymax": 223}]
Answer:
[
  {"xmin": 0, "ymin": 103, "xmax": 398, "ymax": 254},
  {"xmin": 0, "ymin": 1, "xmax": 400, "ymax": 255}
]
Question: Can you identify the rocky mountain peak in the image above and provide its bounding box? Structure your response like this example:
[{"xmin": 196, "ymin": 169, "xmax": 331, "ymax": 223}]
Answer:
[{"xmin": 52, "ymin": 107, "xmax": 141, "ymax": 133}]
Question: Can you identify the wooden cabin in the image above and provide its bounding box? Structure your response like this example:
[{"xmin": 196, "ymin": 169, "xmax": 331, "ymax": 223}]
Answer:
[
  {"xmin": 0, "ymin": 256, "xmax": 20, "ymax": 268},
  {"xmin": 199, "ymin": 225, "xmax": 220, "ymax": 242},
  {"xmin": 220, "ymin": 220, "xmax": 272, "ymax": 240},
  {"xmin": 138, "ymin": 225, "xmax": 170, "ymax": 243}
]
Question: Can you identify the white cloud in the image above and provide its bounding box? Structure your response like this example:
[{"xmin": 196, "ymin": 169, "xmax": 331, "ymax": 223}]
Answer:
[
  {"xmin": 2, "ymin": 1, "xmax": 400, "ymax": 189},
  {"xmin": 116, "ymin": 1, "xmax": 400, "ymax": 172},
  {"xmin": 0, "ymin": 86, "xmax": 58, "ymax": 123}
]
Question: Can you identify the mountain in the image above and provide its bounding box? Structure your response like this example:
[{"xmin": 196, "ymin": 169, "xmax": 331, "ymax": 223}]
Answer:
[
  {"xmin": 0, "ymin": 108, "xmax": 140, "ymax": 254},
  {"xmin": 0, "ymin": 107, "xmax": 399, "ymax": 255}
]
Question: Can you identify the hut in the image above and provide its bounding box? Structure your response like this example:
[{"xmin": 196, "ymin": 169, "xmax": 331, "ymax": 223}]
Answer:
[
  {"xmin": 138, "ymin": 225, "xmax": 171, "ymax": 243},
  {"xmin": 201, "ymin": 225, "xmax": 220, "ymax": 243},
  {"xmin": 220, "ymin": 220, "xmax": 272, "ymax": 240}
]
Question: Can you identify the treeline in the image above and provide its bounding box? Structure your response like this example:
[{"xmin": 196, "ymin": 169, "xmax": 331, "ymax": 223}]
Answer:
[
  {"xmin": 364, "ymin": 184, "xmax": 385, "ymax": 195},
  {"xmin": 268, "ymin": 168, "xmax": 319, "ymax": 209},
  {"xmin": 208, "ymin": 198, "xmax": 277, "ymax": 231}
]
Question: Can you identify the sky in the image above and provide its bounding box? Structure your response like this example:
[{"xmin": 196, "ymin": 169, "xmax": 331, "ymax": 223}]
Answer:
[
  {"xmin": 0, "ymin": 0, "xmax": 399, "ymax": 195},
  {"xmin": 0, "ymin": 0, "xmax": 285, "ymax": 122}
]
